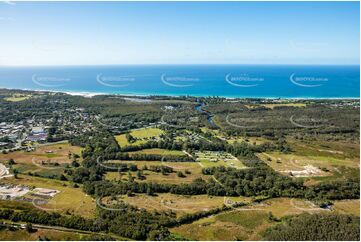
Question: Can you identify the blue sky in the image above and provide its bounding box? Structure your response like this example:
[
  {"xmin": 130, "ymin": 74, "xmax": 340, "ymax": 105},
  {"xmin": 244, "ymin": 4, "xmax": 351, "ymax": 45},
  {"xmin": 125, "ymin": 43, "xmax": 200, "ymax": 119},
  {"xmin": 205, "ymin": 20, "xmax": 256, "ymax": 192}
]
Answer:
[{"xmin": 0, "ymin": 1, "xmax": 359, "ymax": 65}]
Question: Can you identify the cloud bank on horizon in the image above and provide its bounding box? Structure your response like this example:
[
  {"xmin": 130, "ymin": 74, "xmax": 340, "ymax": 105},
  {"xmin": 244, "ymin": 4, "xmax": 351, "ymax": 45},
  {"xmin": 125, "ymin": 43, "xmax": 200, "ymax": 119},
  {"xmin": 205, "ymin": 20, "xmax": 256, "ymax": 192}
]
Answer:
[{"xmin": 0, "ymin": 1, "xmax": 359, "ymax": 66}]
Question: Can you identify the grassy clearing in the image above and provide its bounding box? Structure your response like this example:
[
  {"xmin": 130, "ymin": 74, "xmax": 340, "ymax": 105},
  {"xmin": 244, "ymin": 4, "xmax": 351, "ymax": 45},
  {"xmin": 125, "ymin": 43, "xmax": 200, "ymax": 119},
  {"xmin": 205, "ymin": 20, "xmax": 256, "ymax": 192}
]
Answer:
[
  {"xmin": 239, "ymin": 198, "xmax": 325, "ymax": 218},
  {"xmin": 0, "ymin": 142, "xmax": 82, "ymax": 178},
  {"xmin": 115, "ymin": 127, "xmax": 164, "ymax": 147},
  {"xmin": 105, "ymin": 194, "xmax": 247, "ymax": 217},
  {"xmin": 258, "ymin": 151, "xmax": 358, "ymax": 178},
  {"xmin": 303, "ymin": 165, "xmax": 359, "ymax": 185},
  {"xmin": 245, "ymin": 103, "xmax": 307, "ymax": 109},
  {"xmin": 217, "ymin": 210, "xmax": 269, "ymax": 229},
  {"xmin": 288, "ymin": 139, "xmax": 359, "ymax": 161},
  {"xmin": 171, "ymin": 217, "xmax": 250, "ymax": 241},
  {"xmin": 105, "ymin": 160, "xmax": 209, "ymax": 184},
  {"xmin": 1, "ymin": 175, "xmax": 95, "ymax": 218},
  {"xmin": 171, "ymin": 209, "xmax": 272, "ymax": 241},
  {"xmin": 0, "ymin": 227, "xmax": 90, "ymax": 241},
  {"xmin": 0, "ymin": 142, "xmax": 83, "ymax": 165},
  {"xmin": 245, "ymin": 103, "xmax": 306, "ymax": 109},
  {"xmin": 332, "ymin": 199, "xmax": 360, "ymax": 216},
  {"xmin": 127, "ymin": 148, "xmax": 185, "ymax": 156},
  {"xmin": 170, "ymin": 197, "xmax": 336, "ymax": 241},
  {"xmin": 226, "ymin": 136, "xmax": 270, "ymax": 145},
  {"xmin": 4, "ymin": 94, "xmax": 32, "ymax": 102},
  {"xmin": 196, "ymin": 151, "xmax": 246, "ymax": 169},
  {"xmin": 0, "ymin": 200, "xmax": 34, "ymax": 211}
]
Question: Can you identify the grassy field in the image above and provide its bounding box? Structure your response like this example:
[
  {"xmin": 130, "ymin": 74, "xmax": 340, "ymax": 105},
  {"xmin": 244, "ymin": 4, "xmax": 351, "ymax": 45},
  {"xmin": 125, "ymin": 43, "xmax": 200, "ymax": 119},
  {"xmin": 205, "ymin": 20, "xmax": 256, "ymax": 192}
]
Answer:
[
  {"xmin": 0, "ymin": 199, "xmax": 34, "ymax": 211},
  {"xmin": 288, "ymin": 139, "xmax": 360, "ymax": 161},
  {"xmin": 127, "ymin": 148, "xmax": 185, "ymax": 156},
  {"xmin": 217, "ymin": 210, "xmax": 269, "ymax": 229},
  {"xmin": 0, "ymin": 142, "xmax": 83, "ymax": 165},
  {"xmin": 1, "ymin": 175, "xmax": 95, "ymax": 218},
  {"xmin": 0, "ymin": 227, "xmax": 91, "ymax": 241},
  {"xmin": 0, "ymin": 142, "xmax": 82, "ymax": 178},
  {"xmin": 104, "ymin": 194, "xmax": 248, "ymax": 217},
  {"xmin": 170, "ymin": 210, "xmax": 272, "ymax": 241},
  {"xmin": 115, "ymin": 127, "xmax": 164, "ymax": 147},
  {"xmin": 170, "ymin": 197, "xmax": 335, "ymax": 241},
  {"xmin": 332, "ymin": 199, "xmax": 360, "ymax": 216},
  {"xmin": 226, "ymin": 136, "xmax": 271, "ymax": 145},
  {"xmin": 245, "ymin": 103, "xmax": 306, "ymax": 109},
  {"xmin": 196, "ymin": 151, "xmax": 246, "ymax": 169},
  {"xmin": 258, "ymin": 150, "xmax": 358, "ymax": 179},
  {"xmin": 238, "ymin": 198, "xmax": 327, "ymax": 218},
  {"xmin": 105, "ymin": 160, "xmax": 209, "ymax": 184},
  {"xmin": 3, "ymin": 94, "xmax": 32, "ymax": 102}
]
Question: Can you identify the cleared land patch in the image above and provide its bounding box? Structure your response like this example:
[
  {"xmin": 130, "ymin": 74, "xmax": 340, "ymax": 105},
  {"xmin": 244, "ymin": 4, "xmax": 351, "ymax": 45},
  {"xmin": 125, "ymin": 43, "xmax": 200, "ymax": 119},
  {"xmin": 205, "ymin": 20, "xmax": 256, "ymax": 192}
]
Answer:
[
  {"xmin": 171, "ymin": 209, "xmax": 271, "ymax": 241},
  {"xmin": 332, "ymin": 199, "xmax": 360, "ymax": 216},
  {"xmin": 171, "ymin": 197, "xmax": 333, "ymax": 241},
  {"xmin": 127, "ymin": 148, "xmax": 185, "ymax": 156},
  {"xmin": 226, "ymin": 136, "xmax": 271, "ymax": 145},
  {"xmin": 105, "ymin": 160, "xmax": 209, "ymax": 184},
  {"xmin": 3, "ymin": 94, "xmax": 32, "ymax": 102},
  {"xmin": 0, "ymin": 142, "xmax": 82, "ymax": 178},
  {"xmin": 246, "ymin": 103, "xmax": 306, "ymax": 109},
  {"xmin": 103, "ymin": 193, "xmax": 247, "ymax": 216},
  {"xmin": 257, "ymin": 151, "xmax": 356, "ymax": 178},
  {"xmin": 195, "ymin": 151, "xmax": 246, "ymax": 169},
  {"xmin": 0, "ymin": 227, "xmax": 91, "ymax": 241},
  {"xmin": 1, "ymin": 175, "xmax": 95, "ymax": 218},
  {"xmin": 0, "ymin": 142, "xmax": 82, "ymax": 165},
  {"xmin": 288, "ymin": 139, "xmax": 359, "ymax": 161},
  {"xmin": 115, "ymin": 127, "xmax": 164, "ymax": 147}
]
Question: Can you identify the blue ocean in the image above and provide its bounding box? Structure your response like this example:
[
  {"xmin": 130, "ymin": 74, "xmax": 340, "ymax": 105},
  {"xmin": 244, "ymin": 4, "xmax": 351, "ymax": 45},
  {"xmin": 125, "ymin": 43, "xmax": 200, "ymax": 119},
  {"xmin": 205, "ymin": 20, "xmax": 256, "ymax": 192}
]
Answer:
[{"xmin": 0, "ymin": 65, "xmax": 359, "ymax": 98}]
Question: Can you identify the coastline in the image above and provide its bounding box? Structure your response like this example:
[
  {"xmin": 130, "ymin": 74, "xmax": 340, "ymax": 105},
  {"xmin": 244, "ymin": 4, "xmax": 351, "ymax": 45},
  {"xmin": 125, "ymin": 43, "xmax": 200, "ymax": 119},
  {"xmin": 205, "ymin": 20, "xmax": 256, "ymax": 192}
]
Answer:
[{"xmin": 0, "ymin": 87, "xmax": 359, "ymax": 100}]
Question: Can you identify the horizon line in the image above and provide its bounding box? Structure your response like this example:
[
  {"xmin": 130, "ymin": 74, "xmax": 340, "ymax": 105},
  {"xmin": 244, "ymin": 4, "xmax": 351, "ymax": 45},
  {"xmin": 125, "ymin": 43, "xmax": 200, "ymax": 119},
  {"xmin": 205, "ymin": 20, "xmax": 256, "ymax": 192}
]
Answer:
[{"xmin": 0, "ymin": 63, "xmax": 360, "ymax": 67}]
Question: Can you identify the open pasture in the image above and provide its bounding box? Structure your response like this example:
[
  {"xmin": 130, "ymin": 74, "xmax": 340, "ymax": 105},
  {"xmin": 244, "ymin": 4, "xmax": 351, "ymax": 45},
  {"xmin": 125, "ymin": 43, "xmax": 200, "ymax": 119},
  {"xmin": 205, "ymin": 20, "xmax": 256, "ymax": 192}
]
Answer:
[
  {"xmin": 0, "ymin": 227, "xmax": 91, "ymax": 241},
  {"xmin": 105, "ymin": 160, "xmax": 209, "ymax": 184},
  {"xmin": 3, "ymin": 93, "xmax": 33, "ymax": 102},
  {"xmin": 171, "ymin": 197, "xmax": 335, "ymax": 241},
  {"xmin": 127, "ymin": 148, "xmax": 185, "ymax": 156},
  {"xmin": 115, "ymin": 127, "xmax": 164, "ymax": 147},
  {"xmin": 288, "ymin": 139, "xmax": 360, "ymax": 161},
  {"xmin": 0, "ymin": 142, "xmax": 82, "ymax": 165},
  {"xmin": 258, "ymin": 151, "xmax": 358, "ymax": 178},
  {"xmin": 105, "ymin": 193, "xmax": 247, "ymax": 216},
  {"xmin": 170, "ymin": 209, "xmax": 271, "ymax": 241},
  {"xmin": 332, "ymin": 199, "xmax": 360, "ymax": 216},
  {"xmin": 1, "ymin": 175, "xmax": 95, "ymax": 218},
  {"xmin": 226, "ymin": 136, "xmax": 271, "ymax": 145}
]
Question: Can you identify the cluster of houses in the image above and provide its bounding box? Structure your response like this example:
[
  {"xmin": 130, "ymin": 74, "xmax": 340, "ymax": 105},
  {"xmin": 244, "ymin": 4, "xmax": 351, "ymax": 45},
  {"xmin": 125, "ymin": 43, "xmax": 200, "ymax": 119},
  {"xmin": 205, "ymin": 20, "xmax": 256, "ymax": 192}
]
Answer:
[
  {"xmin": 0, "ymin": 121, "xmax": 24, "ymax": 144},
  {"xmin": 0, "ymin": 119, "xmax": 49, "ymax": 151}
]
